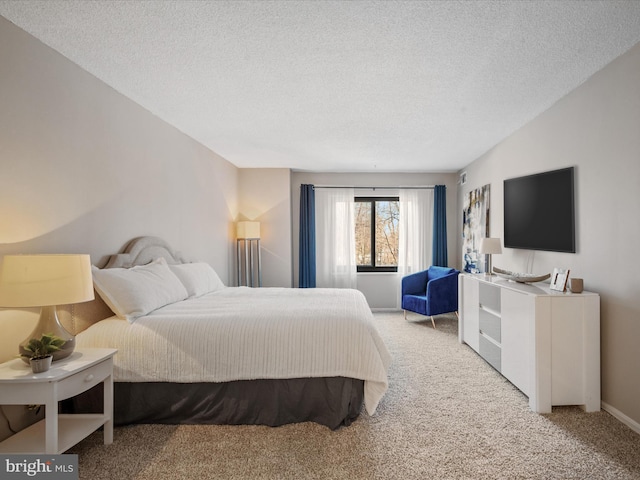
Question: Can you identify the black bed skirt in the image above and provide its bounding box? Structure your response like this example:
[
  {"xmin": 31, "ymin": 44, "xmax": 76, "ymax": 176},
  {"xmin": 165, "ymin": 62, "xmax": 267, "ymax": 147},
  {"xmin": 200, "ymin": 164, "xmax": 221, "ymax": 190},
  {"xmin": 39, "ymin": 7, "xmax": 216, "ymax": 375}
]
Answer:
[{"xmin": 69, "ymin": 377, "xmax": 364, "ymax": 430}]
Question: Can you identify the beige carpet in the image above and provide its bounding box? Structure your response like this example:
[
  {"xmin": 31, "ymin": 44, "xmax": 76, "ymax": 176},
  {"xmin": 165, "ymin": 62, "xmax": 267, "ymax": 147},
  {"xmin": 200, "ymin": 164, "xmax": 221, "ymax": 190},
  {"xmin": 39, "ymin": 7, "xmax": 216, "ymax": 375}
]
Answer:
[{"xmin": 70, "ymin": 311, "xmax": 640, "ymax": 479}]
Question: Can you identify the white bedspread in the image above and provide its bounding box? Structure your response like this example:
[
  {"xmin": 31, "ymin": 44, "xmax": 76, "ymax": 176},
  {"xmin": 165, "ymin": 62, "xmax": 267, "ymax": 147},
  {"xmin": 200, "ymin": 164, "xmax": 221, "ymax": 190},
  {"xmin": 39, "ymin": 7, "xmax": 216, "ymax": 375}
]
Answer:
[{"xmin": 77, "ymin": 287, "xmax": 391, "ymax": 415}]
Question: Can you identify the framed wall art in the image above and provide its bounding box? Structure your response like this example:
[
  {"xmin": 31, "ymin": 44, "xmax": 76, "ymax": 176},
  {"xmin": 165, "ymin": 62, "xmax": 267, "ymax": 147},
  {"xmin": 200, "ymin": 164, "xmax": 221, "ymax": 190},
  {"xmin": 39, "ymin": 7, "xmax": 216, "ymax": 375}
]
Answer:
[{"xmin": 462, "ymin": 184, "xmax": 490, "ymax": 273}]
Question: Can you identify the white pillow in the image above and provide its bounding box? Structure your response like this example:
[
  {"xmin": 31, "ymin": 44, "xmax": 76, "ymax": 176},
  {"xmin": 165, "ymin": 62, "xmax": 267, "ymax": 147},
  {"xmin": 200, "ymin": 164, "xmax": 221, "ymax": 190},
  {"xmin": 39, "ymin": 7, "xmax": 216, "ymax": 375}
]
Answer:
[
  {"xmin": 92, "ymin": 258, "xmax": 188, "ymax": 322},
  {"xmin": 169, "ymin": 262, "xmax": 225, "ymax": 297}
]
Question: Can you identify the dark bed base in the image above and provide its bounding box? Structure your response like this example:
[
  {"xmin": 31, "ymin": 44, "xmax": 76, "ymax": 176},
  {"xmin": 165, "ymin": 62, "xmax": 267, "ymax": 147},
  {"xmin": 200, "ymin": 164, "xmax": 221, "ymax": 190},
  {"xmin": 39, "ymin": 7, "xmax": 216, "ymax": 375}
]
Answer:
[{"xmin": 70, "ymin": 377, "xmax": 364, "ymax": 430}]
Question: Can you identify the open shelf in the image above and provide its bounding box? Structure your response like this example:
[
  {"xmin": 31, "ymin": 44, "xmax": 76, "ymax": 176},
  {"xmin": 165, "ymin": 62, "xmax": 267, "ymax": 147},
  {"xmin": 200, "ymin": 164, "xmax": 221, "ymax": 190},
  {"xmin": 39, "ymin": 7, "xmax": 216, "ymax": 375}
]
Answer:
[{"xmin": 0, "ymin": 414, "xmax": 107, "ymax": 454}]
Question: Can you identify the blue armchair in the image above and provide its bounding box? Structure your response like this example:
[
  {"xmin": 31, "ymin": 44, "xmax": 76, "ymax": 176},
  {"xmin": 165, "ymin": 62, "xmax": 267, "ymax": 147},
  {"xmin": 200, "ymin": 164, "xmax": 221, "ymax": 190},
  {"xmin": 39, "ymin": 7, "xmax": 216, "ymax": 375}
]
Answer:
[{"xmin": 401, "ymin": 266, "xmax": 460, "ymax": 328}]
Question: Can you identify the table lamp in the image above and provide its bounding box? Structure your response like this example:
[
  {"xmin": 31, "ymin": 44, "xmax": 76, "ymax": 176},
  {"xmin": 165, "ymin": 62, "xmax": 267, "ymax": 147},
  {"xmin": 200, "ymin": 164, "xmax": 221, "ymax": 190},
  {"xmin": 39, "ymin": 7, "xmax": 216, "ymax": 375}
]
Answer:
[
  {"xmin": 479, "ymin": 237, "xmax": 502, "ymax": 275},
  {"xmin": 0, "ymin": 254, "xmax": 94, "ymax": 362}
]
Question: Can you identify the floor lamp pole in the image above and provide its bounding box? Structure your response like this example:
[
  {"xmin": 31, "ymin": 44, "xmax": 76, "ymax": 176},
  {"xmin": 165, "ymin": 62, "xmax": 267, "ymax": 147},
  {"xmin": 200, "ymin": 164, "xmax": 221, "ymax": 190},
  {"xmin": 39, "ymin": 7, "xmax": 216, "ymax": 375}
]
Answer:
[
  {"xmin": 257, "ymin": 239, "xmax": 262, "ymax": 287},
  {"xmin": 236, "ymin": 239, "xmax": 241, "ymax": 286},
  {"xmin": 237, "ymin": 238, "xmax": 262, "ymax": 287},
  {"xmin": 244, "ymin": 239, "xmax": 250, "ymax": 286},
  {"xmin": 250, "ymin": 239, "xmax": 256, "ymax": 287}
]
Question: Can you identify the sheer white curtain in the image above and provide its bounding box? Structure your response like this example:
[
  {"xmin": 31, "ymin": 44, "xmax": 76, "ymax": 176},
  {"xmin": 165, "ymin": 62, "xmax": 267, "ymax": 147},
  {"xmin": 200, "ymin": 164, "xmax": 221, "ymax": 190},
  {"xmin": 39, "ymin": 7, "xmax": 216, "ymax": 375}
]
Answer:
[
  {"xmin": 397, "ymin": 189, "xmax": 434, "ymax": 305},
  {"xmin": 315, "ymin": 187, "xmax": 357, "ymax": 288}
]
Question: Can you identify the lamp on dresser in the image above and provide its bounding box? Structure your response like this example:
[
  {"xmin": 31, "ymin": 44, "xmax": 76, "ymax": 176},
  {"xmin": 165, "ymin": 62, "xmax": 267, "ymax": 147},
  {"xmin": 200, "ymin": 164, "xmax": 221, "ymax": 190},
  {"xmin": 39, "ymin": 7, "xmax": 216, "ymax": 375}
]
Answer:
[
  {"xmin": 0, "ymin": 254, "xmax": 94, "ymax": 362},
  {"xmin": 479, "ymin": 237, "xmax": 502, "ymax": 275},
  {"xmin": 236, "ymin": 221, "xmax": 262, "ymax": 287}
]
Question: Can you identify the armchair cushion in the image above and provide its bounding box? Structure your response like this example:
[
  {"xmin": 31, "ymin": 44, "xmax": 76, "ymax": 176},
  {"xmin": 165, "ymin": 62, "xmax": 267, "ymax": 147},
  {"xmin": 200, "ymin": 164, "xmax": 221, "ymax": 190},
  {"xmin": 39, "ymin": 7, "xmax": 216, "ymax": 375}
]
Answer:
[{"xmin": 401, "ymin": 266, "xmax": 460, "ymax": 317}]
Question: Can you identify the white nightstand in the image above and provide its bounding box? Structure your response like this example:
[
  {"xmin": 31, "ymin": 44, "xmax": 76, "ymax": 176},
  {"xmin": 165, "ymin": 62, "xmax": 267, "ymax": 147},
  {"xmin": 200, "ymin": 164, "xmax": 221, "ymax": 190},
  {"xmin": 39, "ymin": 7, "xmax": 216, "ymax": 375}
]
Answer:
[{"xmin": 0, "ymin": 348, "xmax": 117, "ymax": 454}]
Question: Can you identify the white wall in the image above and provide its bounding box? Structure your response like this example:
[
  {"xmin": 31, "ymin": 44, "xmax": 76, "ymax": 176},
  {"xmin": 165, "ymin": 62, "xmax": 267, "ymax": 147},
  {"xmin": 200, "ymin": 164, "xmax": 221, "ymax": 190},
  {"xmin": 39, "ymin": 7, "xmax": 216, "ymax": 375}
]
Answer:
[
  {"xmin": 237, "ymin": 168, "xmax": 292, "ymax": 287},
  {"xmin": 0, "ymin": 16, "xmax": 239, "ymax": 364},
  {"xmin": 457, "ymin": 41, "xmax": 640, "ymax": 430},
  {"xmin": 291, "ymin": 171, "xmax": 459, "ymax": 308}
]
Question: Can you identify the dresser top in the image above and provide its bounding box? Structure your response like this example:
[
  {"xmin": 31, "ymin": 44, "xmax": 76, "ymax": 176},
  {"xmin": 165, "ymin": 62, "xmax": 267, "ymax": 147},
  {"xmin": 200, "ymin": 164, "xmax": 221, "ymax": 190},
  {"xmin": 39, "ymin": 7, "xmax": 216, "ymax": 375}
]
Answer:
[{"xmin": 462, "ymin": 273, "xmax": 598, "ymax": 297}]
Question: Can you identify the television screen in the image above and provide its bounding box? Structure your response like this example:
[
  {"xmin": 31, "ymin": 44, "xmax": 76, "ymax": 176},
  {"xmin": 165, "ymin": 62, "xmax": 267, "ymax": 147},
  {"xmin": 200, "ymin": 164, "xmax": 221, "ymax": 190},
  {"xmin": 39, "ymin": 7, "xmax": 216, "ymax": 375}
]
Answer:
[{"xmin": 503, "ymin": 167, "xmax": 575, "ymax": 253}]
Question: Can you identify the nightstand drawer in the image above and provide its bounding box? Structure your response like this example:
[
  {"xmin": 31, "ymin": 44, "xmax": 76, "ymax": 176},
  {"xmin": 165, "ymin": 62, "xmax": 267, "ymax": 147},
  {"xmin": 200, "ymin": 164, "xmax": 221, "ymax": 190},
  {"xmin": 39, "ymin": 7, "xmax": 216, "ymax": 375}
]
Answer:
[{"xmin": 57, "ymin": 358, "xmax": 112, "ymax": 401}]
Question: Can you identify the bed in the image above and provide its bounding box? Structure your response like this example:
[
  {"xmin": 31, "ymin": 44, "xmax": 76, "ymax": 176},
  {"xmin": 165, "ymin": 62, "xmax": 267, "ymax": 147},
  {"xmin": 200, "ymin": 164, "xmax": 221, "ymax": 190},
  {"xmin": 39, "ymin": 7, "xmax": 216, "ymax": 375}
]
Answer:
[{"xmin": 61, "ymin": 236, "xmax": 391, "ymax": 430}]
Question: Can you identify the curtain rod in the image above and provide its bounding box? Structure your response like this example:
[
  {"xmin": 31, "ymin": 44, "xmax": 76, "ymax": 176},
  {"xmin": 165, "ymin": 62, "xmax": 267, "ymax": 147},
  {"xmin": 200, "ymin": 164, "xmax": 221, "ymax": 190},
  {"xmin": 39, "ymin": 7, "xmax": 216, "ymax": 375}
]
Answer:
[{"xmin": 312, "ymin": 185, "xmax": 435, "ymax": 190}]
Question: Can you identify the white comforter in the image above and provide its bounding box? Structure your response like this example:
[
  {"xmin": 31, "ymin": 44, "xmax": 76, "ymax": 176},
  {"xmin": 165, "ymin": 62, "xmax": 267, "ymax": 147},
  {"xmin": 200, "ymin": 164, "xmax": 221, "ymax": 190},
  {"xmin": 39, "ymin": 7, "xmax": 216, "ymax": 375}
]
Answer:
[{"xmin": 77, "ymin": 287, "xmax": 391, "ymax": 415}]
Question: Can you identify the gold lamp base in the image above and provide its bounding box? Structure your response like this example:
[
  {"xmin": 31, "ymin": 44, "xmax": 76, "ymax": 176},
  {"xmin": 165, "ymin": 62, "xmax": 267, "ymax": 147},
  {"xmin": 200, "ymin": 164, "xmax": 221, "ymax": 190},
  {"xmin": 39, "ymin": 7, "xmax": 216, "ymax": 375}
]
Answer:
[{"xmin": 19, "ymin": 305, "xmax": 75, "ymax": 363}]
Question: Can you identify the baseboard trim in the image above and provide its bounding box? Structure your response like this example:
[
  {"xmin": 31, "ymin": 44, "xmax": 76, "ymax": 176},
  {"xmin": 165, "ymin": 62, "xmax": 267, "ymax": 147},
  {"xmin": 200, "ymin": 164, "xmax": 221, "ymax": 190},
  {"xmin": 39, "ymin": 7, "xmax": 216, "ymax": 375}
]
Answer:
[{"xmin": 601, "ymin": 401, "xmax": 640, "ymax": 435}]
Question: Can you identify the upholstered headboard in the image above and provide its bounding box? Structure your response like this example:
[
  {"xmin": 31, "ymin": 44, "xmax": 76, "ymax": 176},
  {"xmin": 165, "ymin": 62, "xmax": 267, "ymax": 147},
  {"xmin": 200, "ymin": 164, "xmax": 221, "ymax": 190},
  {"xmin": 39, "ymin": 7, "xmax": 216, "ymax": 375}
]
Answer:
[
  {"xmin": 58, "ymin": 236, "xmax": 188, "ymax": 334},
  {"xmin": 103, "ymin": 236, "xmax": 187, "ymax": 268}
]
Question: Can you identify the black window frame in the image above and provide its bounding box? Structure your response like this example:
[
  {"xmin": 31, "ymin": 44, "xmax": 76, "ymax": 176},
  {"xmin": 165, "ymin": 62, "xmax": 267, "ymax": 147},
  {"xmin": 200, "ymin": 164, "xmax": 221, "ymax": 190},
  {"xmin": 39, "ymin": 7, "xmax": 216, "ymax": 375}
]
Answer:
[{"xmin": 355, "ymin": 196, "xmax": 399, "ymax": 273}]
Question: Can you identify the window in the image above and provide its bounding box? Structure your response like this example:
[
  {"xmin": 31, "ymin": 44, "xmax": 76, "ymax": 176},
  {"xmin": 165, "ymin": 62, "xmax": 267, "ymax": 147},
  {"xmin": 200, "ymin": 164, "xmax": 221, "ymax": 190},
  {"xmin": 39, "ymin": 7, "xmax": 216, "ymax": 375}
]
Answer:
[{"xmin": 355, "ymin": 197, "xmax": 399, "ymax": 272}]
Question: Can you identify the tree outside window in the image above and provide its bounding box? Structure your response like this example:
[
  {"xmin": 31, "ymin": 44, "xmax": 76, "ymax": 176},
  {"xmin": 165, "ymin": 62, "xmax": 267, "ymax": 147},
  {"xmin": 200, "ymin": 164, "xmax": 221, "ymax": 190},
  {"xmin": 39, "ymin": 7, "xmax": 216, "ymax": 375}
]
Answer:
[{"xmin": 355, "ymin": 197, "xmax": 399, "ymax": 272}]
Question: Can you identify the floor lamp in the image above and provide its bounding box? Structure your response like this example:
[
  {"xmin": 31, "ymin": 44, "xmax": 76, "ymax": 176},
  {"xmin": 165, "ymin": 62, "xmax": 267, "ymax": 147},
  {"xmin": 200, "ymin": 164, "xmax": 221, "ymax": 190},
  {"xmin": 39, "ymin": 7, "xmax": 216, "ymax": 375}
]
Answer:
[{"xmin": 236, "ymin": 221, "xmax": 262, "ymax": 287}]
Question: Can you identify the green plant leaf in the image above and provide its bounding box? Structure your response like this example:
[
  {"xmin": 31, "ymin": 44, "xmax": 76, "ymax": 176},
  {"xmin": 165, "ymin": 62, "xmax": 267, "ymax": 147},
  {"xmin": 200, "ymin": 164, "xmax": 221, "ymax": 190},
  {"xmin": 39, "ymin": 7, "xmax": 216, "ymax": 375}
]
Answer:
[{"xmin": 22, "ymin": 333, "xmax": 66, "ymax": 358}]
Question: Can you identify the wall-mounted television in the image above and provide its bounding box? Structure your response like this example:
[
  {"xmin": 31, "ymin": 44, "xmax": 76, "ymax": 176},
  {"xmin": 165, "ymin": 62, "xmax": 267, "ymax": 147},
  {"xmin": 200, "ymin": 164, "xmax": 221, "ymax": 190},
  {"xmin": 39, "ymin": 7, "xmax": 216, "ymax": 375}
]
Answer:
[{"xmin": 503, "ymin": 167, "xmax": 575, "ymax": 253}]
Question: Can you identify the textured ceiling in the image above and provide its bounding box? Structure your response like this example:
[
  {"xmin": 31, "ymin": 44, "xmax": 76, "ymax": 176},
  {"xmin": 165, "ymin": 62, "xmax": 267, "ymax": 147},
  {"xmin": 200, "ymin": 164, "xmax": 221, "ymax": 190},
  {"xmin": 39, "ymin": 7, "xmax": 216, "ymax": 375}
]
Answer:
[{"xmin": 2, "ymin": 1, "xmax": 640, "ymax": 172}]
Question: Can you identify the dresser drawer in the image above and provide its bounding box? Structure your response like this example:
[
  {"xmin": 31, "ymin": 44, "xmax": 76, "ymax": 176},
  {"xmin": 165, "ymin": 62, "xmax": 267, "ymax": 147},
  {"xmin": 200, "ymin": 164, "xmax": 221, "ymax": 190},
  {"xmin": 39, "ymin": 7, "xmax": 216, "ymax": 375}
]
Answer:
[
  {"xmin": 479, "ymin": 309, "xmax": 501, "ymax": 343},
  {"xmin": 57, "ymin": 358, "xmax": 112, "ymax": 400},
  {"xmin": 479, "ymin": 282, "xmax": 501, "ymax": 313},
  {"xmin": 479, "ymin": 334, "xmax": 501, "ymax": 372}
]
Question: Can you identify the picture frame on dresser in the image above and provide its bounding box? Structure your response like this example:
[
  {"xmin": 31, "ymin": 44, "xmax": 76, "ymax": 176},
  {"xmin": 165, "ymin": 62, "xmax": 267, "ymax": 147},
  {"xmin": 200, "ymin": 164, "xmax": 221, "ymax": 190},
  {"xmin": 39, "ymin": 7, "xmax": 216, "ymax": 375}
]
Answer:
[{"xmin": 550, "ymin": 268, "xmax": 570, "ymax": 292}]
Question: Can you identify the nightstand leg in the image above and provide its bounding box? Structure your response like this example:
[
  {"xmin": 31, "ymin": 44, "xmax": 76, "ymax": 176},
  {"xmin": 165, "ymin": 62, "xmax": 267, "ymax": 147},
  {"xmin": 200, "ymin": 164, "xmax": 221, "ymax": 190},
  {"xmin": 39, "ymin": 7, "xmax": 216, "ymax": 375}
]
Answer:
[
  {"xmin": 45, "ymin": 387, "xmax": 58, "ymax": 454},
  {"xmin": 103, "ymin": 374, "xmax": 113, "ymax": 445}
]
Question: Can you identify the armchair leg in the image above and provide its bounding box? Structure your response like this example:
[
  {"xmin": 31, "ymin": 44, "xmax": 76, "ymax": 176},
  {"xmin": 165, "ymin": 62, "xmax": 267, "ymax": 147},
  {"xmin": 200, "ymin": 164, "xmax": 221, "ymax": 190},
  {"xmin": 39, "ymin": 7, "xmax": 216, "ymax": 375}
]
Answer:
[
  {"xmin": 403, "ymin": 310, "xmax": 407, "ymax": 320},
  {"xmin": 430, "ymin": 316, "xmax": 436, "ymax": 329}
]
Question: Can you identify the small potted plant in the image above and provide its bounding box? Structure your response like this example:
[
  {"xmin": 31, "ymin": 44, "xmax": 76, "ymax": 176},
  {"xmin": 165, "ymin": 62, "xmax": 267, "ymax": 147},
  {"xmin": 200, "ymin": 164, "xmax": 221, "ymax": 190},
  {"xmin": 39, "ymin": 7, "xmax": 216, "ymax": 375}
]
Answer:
[{"xmin": 21, "ymin": 333, "xmax": 65, "ymax": 373}]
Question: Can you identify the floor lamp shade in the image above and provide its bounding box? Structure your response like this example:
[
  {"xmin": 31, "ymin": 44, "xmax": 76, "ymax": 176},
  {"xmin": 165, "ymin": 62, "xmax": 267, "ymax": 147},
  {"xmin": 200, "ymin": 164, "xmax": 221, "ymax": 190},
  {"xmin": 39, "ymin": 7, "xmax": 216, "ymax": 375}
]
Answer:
[
  {"xmin": 0, "ymin": 254, "xmax": 94, "ymax": 361},
  {"xmin": 236, "ymin": 221, "xmax": 260, "ymax": 239}
]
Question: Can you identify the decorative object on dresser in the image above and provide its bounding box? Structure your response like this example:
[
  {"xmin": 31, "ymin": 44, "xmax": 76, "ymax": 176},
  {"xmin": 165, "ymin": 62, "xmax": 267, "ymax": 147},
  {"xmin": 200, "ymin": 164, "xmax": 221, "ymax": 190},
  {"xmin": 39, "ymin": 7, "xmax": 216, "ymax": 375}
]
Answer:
[
  {"xmin": 478, "ymin": 237, "xmax": 502, "ymax": 275},
  {"xmin": 458, "ymin": 273, "xmax": 600, "ymax": 413},
  {"xmin": 236, "ymin": 221, "xmax": 262, "ymax": 287},
  {"xmin": 492, "ymin": 267, "xmax": 551, "ymax": 284},
  {"xmin": 401, "ymin": 266, "xmax": 460, "ymax": 329},
  {"xmin": 550, "ymin": 267, "xmax": 570, "ymax": 292},
  {"xmin": 0, "ymin": 254, "xmax": 94, "ymax": 362},
  {"xmin": 569, "ymin": 277, "xmax": 584, "ymax": 293}
]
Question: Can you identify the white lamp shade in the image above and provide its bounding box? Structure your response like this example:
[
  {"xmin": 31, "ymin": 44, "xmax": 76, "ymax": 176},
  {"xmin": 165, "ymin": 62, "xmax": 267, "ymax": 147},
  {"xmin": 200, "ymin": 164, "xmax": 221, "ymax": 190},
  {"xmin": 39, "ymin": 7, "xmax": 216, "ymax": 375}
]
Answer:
[
  {"xmin": 0, "ymin": 254, "xmax": 94, "ymax": 307},
  {"xmin": 479, "ymin": 238, "xmax": 502, "ymax": 255},
  {"xmin": 236, "ymin": 221, "xmax": 260, "ymax": 239}
]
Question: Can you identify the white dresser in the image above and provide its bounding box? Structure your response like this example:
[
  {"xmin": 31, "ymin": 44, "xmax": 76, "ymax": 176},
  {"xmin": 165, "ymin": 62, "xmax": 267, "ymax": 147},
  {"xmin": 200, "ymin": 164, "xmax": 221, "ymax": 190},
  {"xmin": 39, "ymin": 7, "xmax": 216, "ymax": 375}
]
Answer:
[{"xmin": 458, "ymin": 274, "xmax": 600, "ymax": 413}]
